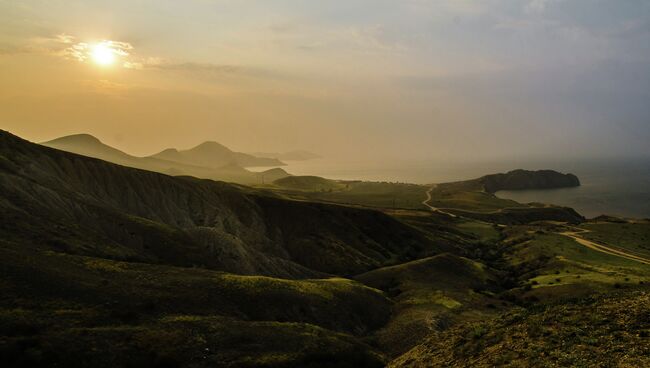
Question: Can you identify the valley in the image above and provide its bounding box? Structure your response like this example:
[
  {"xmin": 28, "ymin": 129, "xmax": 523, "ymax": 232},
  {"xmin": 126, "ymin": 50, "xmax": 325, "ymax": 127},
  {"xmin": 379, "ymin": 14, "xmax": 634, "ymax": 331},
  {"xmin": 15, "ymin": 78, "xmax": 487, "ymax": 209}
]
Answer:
[{"xmin": 1, "ymin": 130, "xmax": 648, "ymax": 367}]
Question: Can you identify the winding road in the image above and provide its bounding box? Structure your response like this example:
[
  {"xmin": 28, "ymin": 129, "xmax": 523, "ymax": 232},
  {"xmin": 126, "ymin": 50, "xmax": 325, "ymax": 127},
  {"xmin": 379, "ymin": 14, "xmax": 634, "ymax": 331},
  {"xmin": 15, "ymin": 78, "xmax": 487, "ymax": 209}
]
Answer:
[
  {"xmin": 560, "ymin": 228, "xmax": 650, "ymax": 265},
  {"xmin": 422, "ymin": 185, "xmax": 458, "ymax": 218},
  {"xmin": 422, "ymin": 185, "xmax": 649, "ymax": 266}
]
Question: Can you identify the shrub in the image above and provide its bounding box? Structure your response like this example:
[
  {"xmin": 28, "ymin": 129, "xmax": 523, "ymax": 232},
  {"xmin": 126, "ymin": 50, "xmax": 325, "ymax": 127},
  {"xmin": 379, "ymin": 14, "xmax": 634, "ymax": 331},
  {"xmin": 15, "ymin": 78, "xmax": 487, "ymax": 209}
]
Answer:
[{"xmin": 470, "ymin": 325, "xmax": 488, "ymax": 340}]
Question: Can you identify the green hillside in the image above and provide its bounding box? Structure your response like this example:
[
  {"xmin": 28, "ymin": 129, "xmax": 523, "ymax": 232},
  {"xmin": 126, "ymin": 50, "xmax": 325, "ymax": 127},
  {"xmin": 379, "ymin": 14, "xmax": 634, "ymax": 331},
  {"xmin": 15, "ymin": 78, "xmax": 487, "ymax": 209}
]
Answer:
[
  {"xmin": 390, "ymin": 291, "xmax": 650, "ymax": 368},
  {"xmin": 273, "ymin": 175, "xmax": 344, "ymax": 191},
  {"xmin": 3, "ymin": 131, "xmax": 453, "ymax": 277},
  {"xmin": 355, "ymin": 253, "xmax": 504, "ymax": 357},
  {"xmin": 3, "ymin": 129, "xmax": 650, "ymax": 367},
  {"xmin": 0, "ymin": 241, "xmax": 388, "ymax": 367},
  {"xmin": 271, "ymin": 179, "xmax": 429, "ymax": 210}
]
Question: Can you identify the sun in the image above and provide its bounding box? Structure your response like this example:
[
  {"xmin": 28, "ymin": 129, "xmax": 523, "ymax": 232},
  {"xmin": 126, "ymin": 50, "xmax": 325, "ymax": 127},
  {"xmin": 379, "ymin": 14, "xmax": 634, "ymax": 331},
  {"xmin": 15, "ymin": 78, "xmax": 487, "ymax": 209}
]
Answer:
[{"xmin": 91, "ymin": 42, "xmax": 116, "ymax": 66}]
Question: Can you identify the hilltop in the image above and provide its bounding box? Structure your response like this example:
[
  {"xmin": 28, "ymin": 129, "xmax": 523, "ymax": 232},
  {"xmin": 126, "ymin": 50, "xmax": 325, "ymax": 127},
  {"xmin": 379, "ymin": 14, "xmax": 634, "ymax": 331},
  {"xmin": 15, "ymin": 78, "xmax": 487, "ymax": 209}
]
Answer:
[
  {"xmin": 150, "ymin": 141, "xmax": 285, "ymax": 168},
  {"xmin": 41, "ymin": 134, "xmax": 288, "ymax": 184},
  {"xmin": 479, "ymin": 169, "xmax": 581, "ymax": 193},
  {"xmin": 4, "ymin": 130, "xmax": 455, "ymax": 277},
  {"xmin": 4, "ymin": 130, "xmax": 650, "ymax": 367},
  {"xmin": 2, "ymin": 129, "xmax": 473, "ymax": 366}
]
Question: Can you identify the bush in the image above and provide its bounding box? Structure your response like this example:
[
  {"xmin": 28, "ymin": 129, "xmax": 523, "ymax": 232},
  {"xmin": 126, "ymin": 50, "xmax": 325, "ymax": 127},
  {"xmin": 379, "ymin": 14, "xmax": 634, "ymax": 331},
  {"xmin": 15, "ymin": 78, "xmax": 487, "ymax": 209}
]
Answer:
[{"xmin": 470, "ymin": 325, "xmax": 488, "ymax": 339}]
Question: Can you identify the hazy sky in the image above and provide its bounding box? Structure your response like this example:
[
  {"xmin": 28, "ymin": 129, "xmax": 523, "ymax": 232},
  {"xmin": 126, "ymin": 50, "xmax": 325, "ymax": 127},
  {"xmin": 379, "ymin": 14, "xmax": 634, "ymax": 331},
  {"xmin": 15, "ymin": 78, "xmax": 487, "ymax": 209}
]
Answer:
[{"xmin": 1, "ymin": 0, "xmax": 649, "ymax": 160}]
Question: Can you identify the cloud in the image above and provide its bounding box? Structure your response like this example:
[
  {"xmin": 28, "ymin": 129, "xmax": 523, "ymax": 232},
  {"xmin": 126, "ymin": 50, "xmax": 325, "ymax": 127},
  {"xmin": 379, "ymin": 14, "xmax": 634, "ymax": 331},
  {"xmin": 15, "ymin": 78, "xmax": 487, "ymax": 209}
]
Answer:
[
  {"xmin": 55, "ymin": 34, "xmax": 75, "ymax": 44},
  {"xmin": 149, "ymin": 61, "xmax": 239, "ymax": 74},
  {"xmin": 524, "ymin": 0, "xmax": 563, "ymax": 15},
  {"xmin": 265, "ymin": 21, "xmax": 402, "ymax": 54},
  {"xmin": 62, "ymin": 37, "xmax": 135, "ymax": 68},
  {"xmin": 0, "ymin": 34, "xmax": 75, "ymax": 56},
  {"xmin": 13, "ymin": 33, "xmax": 266, "ymax": 77}
]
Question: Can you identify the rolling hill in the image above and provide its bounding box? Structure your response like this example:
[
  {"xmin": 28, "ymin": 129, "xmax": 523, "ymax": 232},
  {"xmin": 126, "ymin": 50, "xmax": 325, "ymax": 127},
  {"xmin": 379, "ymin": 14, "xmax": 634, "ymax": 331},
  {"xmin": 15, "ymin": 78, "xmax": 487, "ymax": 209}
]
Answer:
[
  {"xmin": 3, "ymin": 130, "xmax": 454, "ymax": 277},
  {"xmin": 41, "ymin": 134, "xmax": 287, "ymax": 184},
  {"xmin": 2, "ymin": 129, "xmax": 460, "ymax": 367},
  {"xmin": 355, "ymin": 253, "xmax": 504, "ymax": 357},
  {"xmin": 4, "ymin": 129, "xmax": 649, "ymax": 367}
]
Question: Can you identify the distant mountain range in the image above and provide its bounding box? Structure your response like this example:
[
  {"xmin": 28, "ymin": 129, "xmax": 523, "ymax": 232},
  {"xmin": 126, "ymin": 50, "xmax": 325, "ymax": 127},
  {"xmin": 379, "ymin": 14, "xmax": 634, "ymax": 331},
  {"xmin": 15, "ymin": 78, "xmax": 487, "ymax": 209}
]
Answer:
[
  {"xmin": 41, "ymin": 134, "xmax": 289, "ymax": 184},
  {"xmin": 3, "ymin": 129, "xmax": 648, "ymax": 367},
  {"xmin": 0, "ymin": 129, "xmax": 456, "ymax": 366},
  {"xmin": 4, "ymin": 129, "xmax": 448, "ymax": 277},
  {"xmin": 252, "ymin": 150, "xmax": 321, "ymax": 161},
  {"xmin": 151, "ymin": 141, "xmax": 285, "ymax": 168}
]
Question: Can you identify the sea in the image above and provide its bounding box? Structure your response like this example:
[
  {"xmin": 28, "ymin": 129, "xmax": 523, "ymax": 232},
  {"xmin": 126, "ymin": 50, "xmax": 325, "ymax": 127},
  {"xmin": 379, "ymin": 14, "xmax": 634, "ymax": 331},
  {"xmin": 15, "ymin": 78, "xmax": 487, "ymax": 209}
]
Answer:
[{"xmin": 267, "ymin": 157, "xmax": 650, "ymax": 219}]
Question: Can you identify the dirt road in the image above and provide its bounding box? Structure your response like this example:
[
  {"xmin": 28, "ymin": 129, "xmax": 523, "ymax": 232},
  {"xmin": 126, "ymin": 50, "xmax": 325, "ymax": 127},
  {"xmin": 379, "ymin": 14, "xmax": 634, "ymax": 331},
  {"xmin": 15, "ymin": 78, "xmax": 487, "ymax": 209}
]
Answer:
[{"xmin": 560, "ymin": 228, "xmax": 650, "ymax": 265}]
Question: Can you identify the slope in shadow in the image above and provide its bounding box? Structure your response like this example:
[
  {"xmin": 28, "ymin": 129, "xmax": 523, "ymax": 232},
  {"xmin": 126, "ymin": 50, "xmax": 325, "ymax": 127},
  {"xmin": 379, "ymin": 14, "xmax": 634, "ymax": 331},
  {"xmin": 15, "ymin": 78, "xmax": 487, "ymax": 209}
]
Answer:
[{"xmin": 1, "ymin": 130, "xmax": 454, "ymax": 278}]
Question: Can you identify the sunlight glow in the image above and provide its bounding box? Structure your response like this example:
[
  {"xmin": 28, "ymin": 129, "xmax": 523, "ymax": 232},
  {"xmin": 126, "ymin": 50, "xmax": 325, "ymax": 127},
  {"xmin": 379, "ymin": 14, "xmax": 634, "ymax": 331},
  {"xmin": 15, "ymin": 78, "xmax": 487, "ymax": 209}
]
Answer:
[{"xmin": 91, "ymin": 43, "xmax": 116, "ymax": 66}]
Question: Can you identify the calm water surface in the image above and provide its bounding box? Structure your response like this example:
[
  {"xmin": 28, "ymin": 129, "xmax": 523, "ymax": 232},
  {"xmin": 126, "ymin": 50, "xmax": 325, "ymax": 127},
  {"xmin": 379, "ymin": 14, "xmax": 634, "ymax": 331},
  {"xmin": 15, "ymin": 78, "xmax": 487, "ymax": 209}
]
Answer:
[{"xmin": 272, "ymin": 157, "xmax": 650, "ymax": 219}]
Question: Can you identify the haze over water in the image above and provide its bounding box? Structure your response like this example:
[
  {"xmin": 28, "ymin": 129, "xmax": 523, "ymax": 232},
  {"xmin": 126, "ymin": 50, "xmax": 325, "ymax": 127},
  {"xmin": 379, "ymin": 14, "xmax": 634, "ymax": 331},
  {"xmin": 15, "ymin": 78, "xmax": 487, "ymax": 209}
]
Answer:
[{"xmin": 279, "ymin": 157, "xmax": 650, "ymax": 219}]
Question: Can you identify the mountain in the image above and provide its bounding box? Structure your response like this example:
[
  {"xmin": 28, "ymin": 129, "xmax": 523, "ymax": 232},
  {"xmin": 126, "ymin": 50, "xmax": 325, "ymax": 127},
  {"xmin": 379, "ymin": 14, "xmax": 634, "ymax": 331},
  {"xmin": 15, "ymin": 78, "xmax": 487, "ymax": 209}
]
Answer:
[
  {"xmin": 43, "ymin": 134, "xmax": 140, "ymax": 164},
  {"xmin": 150, "ymin": 141, "xmax": 285, "ymax": 168},
  {"xmin": 253, "ymin": 150, "xmax": 322, "ymax": 161},
  {"xmin": 5, "ymin": 130, "xmax": 648, "ymax": 367},
  {"xmin": 4, "ymin": 130, "xmax": 452, "ymax": 278},
  {"xmin": 1, "ymin": 129, "xmax": 462, "ymax": 366},
  {"xmin": 42, "ymin": 134, "xmax": 267, "ymax": 184}
]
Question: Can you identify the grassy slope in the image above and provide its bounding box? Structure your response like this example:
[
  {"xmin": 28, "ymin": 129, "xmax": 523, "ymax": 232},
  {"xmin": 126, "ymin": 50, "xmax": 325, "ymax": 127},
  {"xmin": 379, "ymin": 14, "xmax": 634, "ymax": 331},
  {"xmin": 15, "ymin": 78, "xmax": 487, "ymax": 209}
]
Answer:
[
  {"xmin": 384, "ymin": 218, "xmax": 650, "ymax": 365},
  {"xmin": 272, "ymin": 176, "xmax": 344, "ymax": 191},
  {"xmin": 427, "ymin": 177, "xmax": 583, "ymax": 226},
  {"xmin": 1, "ymin": 130, "xmax": 451, "ymax": 277},
  {"xmin": 271, "ymin": 179, "xmax": 429, "ymax": 210},
  {"xmin": 3, "ymin": 130, "xmax": 488, "ymax": 367},
  {"xmin": 390, "ymin": 291, "xmax": 650, "ymax": 368},
  {"xmin": 5, "ymin": 129, "xmax": 650, "ymax": 366},
  {"xmin": 429, "ymin": 189, "xmax": 522, "ymax": 212},
  {"xmin": 355, "ymin": 254, "xmax": 505, "ymax": 357},
  {"xmin": 315, "ymin": 182, "xmax": 429, "ymax": 210},
  {"xmin": 580, "ymin": 221, "xmax": 650, "ymax": 259},
  {"xmin": 501, "ymin": 227, "xmax": 650, "ymax": 302},
  {"xmin": 426, "ymin": 180, "xmax": 523, "ymax": 213},
  {"xmin": 0, "ymin": 240, "xmax": 390, "ymax": 367},
  {"xmin": 387, "ymin": 219, "xmax": 650, "ymax": 367},
  {"xmin": 351, "ymin": 217, "xmax": 507, "ymax": 358}
]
